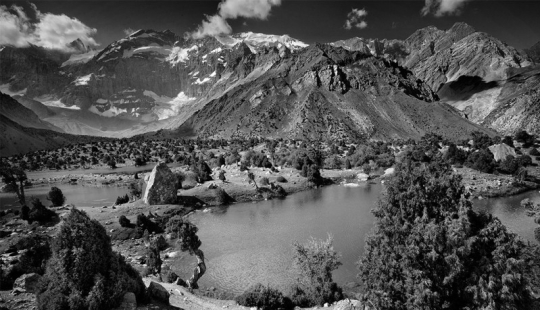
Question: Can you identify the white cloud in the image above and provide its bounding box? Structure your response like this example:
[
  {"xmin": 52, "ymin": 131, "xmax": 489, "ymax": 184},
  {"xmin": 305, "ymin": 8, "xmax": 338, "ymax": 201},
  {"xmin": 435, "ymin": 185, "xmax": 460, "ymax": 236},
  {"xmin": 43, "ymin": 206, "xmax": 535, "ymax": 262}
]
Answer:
[
  {"xmin": 421, "ymin": 0, "xmax": 470, "ymax": 17},
  {"xmin": 344, "ymin": 8, "xmax": 368, "ymax": 30},
  {"xmin": 123, "ymin": 28, "xmax": 135, "ymax": 36},
  {"xmin": 192, "ymin": 0, "xmax": 281, "ymax": 39},
  {"xmin": 0, "ymin": 3, "xmax": 98, "ymax": 51}
]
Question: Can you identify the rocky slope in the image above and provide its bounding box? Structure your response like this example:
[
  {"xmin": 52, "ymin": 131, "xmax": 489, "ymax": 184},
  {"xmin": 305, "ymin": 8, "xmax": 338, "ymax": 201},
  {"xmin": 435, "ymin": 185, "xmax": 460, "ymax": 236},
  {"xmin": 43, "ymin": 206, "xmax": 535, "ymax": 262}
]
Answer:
[
  {"xmin": 439, "ymin": 65, "xmax": 540, "ymax": 136},
  {"xmin": 1, "ymin": 24, "xmax": 531, "ymax": 139},
  {"xmin": 525, "ymin": 41, "xmax": 540, "ymax": 63},
  {"xmin": 167, "ymin": 43, "xmax": 492, "ymax": 141},
  {"xmin": 332, "ymin": 22, "xmax": 538, "ymax": 135},
  {"xmin": 0, "ymin": 93, "xmax": 63, "ymax": 132}
]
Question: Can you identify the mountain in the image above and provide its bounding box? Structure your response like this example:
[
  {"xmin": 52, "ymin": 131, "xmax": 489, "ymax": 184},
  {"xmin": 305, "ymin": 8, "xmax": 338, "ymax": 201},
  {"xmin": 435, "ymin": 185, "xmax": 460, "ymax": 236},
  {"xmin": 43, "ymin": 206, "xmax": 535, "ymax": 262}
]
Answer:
[
  {"xmin": 331, "ymin": 22, "xmax": 538, "ymax": 135},
  {"xmin": 0, "ymin": 92, "xmax": 64, "ymax": 132},
  {"xmin": 0, "ymin": 24, "xmax": 528, "ymax": 139},
  {"xmin": 159, "ymin": 44, "xmax": 492, "ymax": 140},
  {"xmin": 525, "ymin": 41, "xmax": 540, "ymax": 63}
]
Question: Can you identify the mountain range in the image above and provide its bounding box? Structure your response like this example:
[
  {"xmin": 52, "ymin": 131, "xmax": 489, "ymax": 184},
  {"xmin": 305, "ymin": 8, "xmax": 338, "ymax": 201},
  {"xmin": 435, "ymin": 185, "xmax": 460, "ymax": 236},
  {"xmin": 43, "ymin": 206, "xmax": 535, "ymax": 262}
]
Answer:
[{"xmin": 0, "ymin": 22, "xmax": 538, "ymax": 156}]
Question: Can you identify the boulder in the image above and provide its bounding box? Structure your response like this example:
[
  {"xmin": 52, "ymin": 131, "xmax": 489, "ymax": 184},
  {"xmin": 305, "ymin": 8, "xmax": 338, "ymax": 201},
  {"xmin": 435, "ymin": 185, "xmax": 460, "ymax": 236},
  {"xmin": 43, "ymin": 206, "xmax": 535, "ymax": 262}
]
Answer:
[
  {"xmin": 357, "ymin": 173, "xmax": 369, "ymax": 182},
  {"xmin": 334, "ymin": 299, "xmax": 364, "ymax": 310},
  {"xmin": 13, "ymin": 273, "xmax": 41, "ymax": 294},
  {"xmin": 488, "ymin": 144, "xmax": 517, "ymax": 162},
  {"xmin": 143, "ymin": 162, "xmax": 178, "ymax": 205},
  {"xmin": 147, "ymin": 281, "xmax": 170, "ymax": 302},
  {"xmin": 113, "ymin": 292, "xmax": 137, "ymax": 310}
]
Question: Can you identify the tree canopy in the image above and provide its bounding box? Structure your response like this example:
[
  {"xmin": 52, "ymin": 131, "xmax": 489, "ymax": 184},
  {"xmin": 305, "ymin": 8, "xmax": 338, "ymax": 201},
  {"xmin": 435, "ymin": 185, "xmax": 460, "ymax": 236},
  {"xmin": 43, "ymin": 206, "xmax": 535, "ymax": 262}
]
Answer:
[{"xmin": 357, "ymin": 156, "xmax": 537, "ymax": 310}]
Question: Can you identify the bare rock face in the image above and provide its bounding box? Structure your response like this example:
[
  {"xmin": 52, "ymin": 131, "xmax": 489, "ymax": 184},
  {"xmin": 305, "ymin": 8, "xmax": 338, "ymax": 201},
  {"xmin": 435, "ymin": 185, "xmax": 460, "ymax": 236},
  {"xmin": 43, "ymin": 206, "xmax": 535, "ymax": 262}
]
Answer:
[
  {"xmin": 13, "ymin": 273, "xmax": 41, "ymax": 294},
  {"xmin": 143, "ymin": 162, "xmax": 178, "ymax": 205}
]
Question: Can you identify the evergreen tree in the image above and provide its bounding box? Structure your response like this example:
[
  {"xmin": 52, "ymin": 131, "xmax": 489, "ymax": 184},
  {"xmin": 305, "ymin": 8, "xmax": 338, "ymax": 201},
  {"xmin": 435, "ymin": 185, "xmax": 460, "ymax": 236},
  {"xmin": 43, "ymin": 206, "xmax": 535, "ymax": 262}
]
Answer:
[{"xmin": 357, "ymin": 157, "xmax": 535, "ymax": 310}]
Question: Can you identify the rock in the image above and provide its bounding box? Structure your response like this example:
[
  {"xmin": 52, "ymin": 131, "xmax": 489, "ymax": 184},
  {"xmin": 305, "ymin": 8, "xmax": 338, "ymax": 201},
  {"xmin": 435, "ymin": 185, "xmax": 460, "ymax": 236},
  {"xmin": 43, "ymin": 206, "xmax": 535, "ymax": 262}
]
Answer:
[
  {"xmin": 334, "ymin": 299, "xmax": 363, "ymax": 310},
  {"xmin": 143, "ymin": 162, "xmax": 179, "ymax": 205},
  {"xmin": 13, "ymin": 273, "xmax": 41, "ymax": 294},
  {"xmin": 357, "ymin": 173, "xmax": 369, "ymax": 182},
  {"xmin": 147, "ymin": 281, "xmax": 170, "ymax": 302},
  {"xmin": 113, "ymin": 292, "xmax": 137, "ymax": 310}
]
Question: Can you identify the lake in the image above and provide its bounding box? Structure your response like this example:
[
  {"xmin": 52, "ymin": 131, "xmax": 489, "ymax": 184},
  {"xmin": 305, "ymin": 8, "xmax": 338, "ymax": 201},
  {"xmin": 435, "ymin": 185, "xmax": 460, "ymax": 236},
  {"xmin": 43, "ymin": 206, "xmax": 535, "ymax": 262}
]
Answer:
[
  {"xmin": 1, "ymin": 175, "xmax": 539, "ymax": 295},
  {"xmin": 183, "ymin": 184, "xmax": 540, "ymax": 295}
]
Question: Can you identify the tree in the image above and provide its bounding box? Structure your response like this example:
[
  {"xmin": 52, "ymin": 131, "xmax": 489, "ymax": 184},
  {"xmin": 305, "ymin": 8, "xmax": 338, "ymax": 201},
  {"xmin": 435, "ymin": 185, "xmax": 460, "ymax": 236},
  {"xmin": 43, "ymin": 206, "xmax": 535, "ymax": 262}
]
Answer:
[
  {"xmin": 37, "ymin": 208, "xmax": 146, "ymax": 310},
  {"xmin": 0, "ymin": 165, "xmax": 27, "ymax": 207},
  {"xmin": 166, "ymin": 216, "xmax": 205, "ymax": 290},
  {"xmin": 108, "ymin": 159, "xmax": 117, "ymax": 169},
  {"xmin": 292, "ymin": 235, "xmax": 343, "ymax": 306},
  {"xmin": 466, "ymin": 149, "xmax": 495, "ymax": 173},
  {"xmin": 357, "ymin": 157, "xmax": 536, "ymax": 310},
  {"xmin": 248, "ymin": 171, "xmax": 258, "ymax": 189},
  {"xmin": 47, "ymin": 187, "xmax": 66, "ymax": 207}
]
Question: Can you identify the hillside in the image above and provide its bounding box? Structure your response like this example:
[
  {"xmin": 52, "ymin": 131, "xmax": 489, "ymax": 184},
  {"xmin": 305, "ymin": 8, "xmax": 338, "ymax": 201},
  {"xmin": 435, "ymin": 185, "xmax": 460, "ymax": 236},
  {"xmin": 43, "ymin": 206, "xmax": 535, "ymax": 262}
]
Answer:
[{"xmin": 0, "ymin": 92, "xmax": 64, "ymax": 132}]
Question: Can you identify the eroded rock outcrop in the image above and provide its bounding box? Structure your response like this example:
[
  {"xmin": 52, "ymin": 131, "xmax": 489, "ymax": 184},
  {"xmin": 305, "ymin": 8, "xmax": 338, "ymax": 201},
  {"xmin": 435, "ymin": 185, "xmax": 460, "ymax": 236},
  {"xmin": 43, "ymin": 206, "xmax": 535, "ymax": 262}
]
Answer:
[{"xmin": 143, "ymin": 162, "xmax": 178, "ymax": 205}]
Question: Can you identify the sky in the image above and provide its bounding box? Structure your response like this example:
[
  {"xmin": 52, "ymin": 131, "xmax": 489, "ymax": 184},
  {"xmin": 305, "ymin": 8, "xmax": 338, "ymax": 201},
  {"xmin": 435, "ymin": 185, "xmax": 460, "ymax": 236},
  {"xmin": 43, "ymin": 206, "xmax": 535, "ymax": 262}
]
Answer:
[{"xmin": 0, "ymin": 0, "xmax": 539, "ymax": 52}]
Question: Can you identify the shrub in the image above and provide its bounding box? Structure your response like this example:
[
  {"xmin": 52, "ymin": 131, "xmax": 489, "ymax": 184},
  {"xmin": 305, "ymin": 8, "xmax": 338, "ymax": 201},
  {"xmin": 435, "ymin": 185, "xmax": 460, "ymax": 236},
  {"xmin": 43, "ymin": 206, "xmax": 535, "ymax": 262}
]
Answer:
[
  {"xmin": 47, "ymin": 187, "xmax": 65, "ymax": 207},
  {"xmin": 260, "ymin": 177, "xmax": 270, "ymax": 186},
  {"xmin": 118, "ymin": 215, "xmax": 131, "ymax": 227},
  {"xmin": 136, "ymin": 213, "xmax": 162, "ymax": 234},
  {"xmin": 115, "ymin": 194, "xmax": 129, "ymax": 205},
  {"xmin": 235, "ymin": 284, "xmax": 291, "ymax": 310},
  {"xmin": 28, "ymin": 198, "xmax": 56, "ymax": 224},
  {"xmin": 128, "ymin": 182, "xmax": 143, "ymax": 200},
  {"xmin": 536, "ymin": 227, "xmax": 540, "ymax": 243},
  {"xmin": 276, "ymin": 176, "xmax": 287, "ymax": 183},
  {"xmin": 292, "ymin": 235, "xmax": 343, "ymax": 306},
  {"xmin": 466, "ymin": 149, "xmax": 495, "ymax": 173},
  {"xmin": 529, "ymin": 148, "xmax": 540, "ymax": 156},
  {"xmin": 37, "ymin": 208, "xmax": 146, "ymax": 310}
]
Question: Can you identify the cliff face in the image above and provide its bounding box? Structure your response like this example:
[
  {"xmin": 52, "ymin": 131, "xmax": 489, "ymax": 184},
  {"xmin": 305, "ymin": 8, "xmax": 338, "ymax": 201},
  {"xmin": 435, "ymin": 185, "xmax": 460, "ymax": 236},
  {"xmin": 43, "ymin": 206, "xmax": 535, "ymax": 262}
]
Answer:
[
  {"xmin": 173, "ymin": 44, "xmax": 491, "ymax": 141},
  {"xmin": 332, "ymin": 22, "xmax": 537, "ymax": 135}
]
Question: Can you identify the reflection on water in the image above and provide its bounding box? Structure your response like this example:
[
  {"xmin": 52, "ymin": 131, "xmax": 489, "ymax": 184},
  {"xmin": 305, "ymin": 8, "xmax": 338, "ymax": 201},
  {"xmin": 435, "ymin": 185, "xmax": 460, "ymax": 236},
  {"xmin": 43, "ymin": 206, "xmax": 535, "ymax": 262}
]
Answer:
[{"xmin": 182, "ymin": 184, "xmax": 380, "ymax": 294}]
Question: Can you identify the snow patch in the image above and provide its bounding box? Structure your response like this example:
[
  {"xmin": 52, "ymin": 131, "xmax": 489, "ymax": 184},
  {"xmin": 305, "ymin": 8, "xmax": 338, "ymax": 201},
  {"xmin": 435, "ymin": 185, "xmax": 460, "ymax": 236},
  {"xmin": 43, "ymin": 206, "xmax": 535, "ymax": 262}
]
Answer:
[
  {"xmin": 167, "ymin": 45, "xmax": 198, "ymax": 65},
  {"xmin": 74, "ymin": 74, "xmax": 93, "ymax": 86},
  {"xmin": 193, "ymin": 77, "xmax": 211, "ymax": 85},
  {"xmin": 144, "ymin": 90, "xmax": 196, "ymax": 120},
  {"xmin": 34, "ymin": 95, "xmax": 80, "ymax": 110},
  {"xmin": 96, "ymin": 98, "xmax": 108, "ymax": 104},
  {"xmin": 61, "ymin": 50, "xmax": 100, "ymax": 67},
  {"xmin": 0, "ymin": 84, "xmax": 27, "ymax": 96},
  {"xmin": 89, "ymin": 105, "xmax": 127, "ymax": 117}
]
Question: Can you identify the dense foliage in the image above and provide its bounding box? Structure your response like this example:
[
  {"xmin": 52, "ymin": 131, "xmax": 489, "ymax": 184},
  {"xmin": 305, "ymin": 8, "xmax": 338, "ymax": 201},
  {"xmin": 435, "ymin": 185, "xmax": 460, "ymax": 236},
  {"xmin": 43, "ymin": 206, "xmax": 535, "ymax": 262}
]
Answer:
[
  {"xmin": 37, "ymin": 208, "xmax": 146, "ymax": 310},
  {"xmin": 235, "ymin": 283, "xmax": 291, "ymax": 310},
  {"xmin": 47, "ymin": 187, "xmax": 66, "ymax": 207},
  {"xmin": 292, "ymin": 235, "xmax": 343, "ymax": 306},
  {"xmin": 357, "ymin": 156, "xmax": 537, "ymax": 310}
]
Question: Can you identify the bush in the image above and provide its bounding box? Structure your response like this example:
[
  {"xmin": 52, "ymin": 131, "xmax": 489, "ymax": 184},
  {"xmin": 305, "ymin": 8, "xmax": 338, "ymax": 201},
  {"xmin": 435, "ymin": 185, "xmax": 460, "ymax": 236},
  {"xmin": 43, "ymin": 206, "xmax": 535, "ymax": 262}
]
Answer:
[
  {"xmin": 28, "ymin": 198, "xmax": 56, "ymax": 224},
  {"xmin": 235, "ymin": 284, "xmax": 291, "ymax": 310},
  {"xmin": 47, "ymin": 187, "xmax": 65, "ymax": 207},
  {"xmin": 292, "ymin": 235, "xmax": 343, "ymax": 306},
  {"xmin": 118, "ymin": 215, "xmax": 131, "ymax": 227},
  {"xmin": 529, "ymin": 148, "xmax": 540, "ymax": 156},
  {"xmin": 115, "ymin": 194, "xmax": 129, "ymax": 205},
  {"xmin": 128, "ymin": 182, "xmax": 143, "ymax": 200},
  {"xmin": 260, "ymin": 177, "xmax": 270, "ymax": 186},
  {"xmin": 20, "ymin": 204, "xmax": 29, "ymax": 221},
  {"xmin": 276, "ymin": 176, "xmax": 287, "ymax": 183},
  {"xmin": 466, "ymin": 149, "xmax": 495, "ymax": 173},
  {"xmin": 136, "ymin": 213, "xmax": 162, "ymax": 234},
  {"xmin": 37, "ymin": 208, "xmax": 146, "ymax": 310}
]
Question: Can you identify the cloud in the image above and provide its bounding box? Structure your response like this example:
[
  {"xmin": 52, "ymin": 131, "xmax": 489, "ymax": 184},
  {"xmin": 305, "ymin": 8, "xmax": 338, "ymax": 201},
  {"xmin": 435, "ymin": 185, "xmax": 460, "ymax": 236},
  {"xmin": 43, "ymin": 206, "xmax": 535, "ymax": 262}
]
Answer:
[
  {"xmin": 344, "ymin": 8, "xmax": 368, "ymax": 30},
  {"xmin": 0, "ymin": 3, "xmax": 98, "ymax": 51},
  {"xmin": 421, "ymin": 0, "xmax": 470, "ymax": 17},
  {"xmin": 192, "ymin": 0, "xmax": 281, "ymax": 39},
  {"xmin": 123, "ymin": 28, "xmax": 136, "ymax": 36}
]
